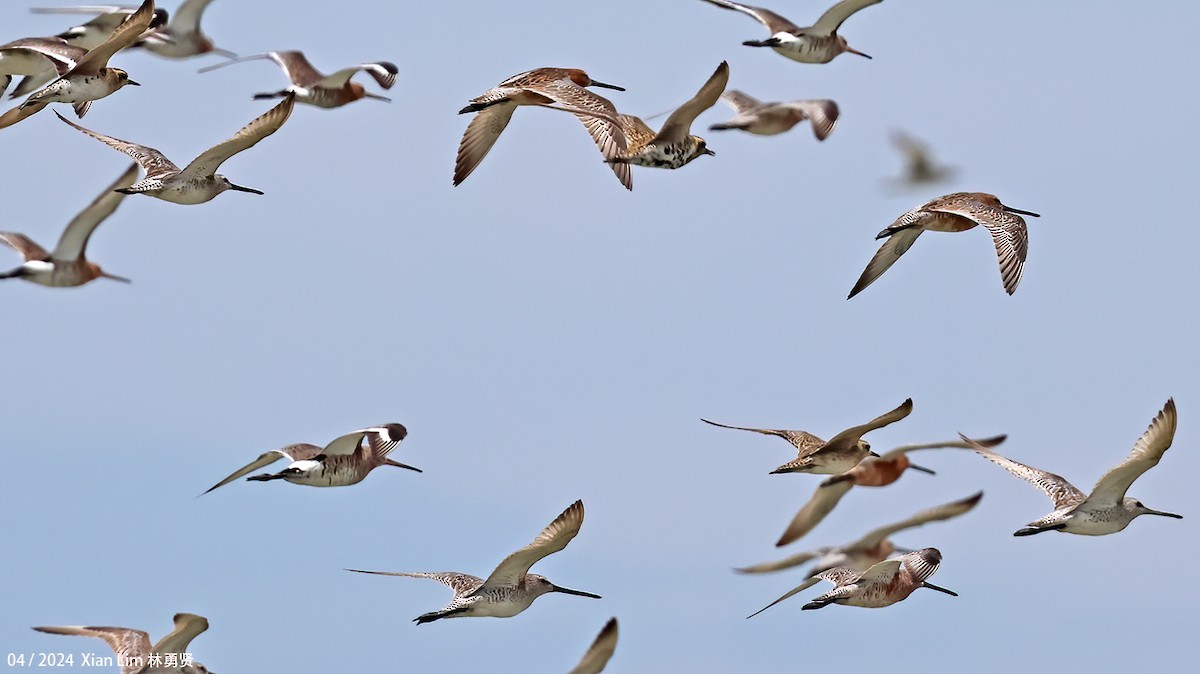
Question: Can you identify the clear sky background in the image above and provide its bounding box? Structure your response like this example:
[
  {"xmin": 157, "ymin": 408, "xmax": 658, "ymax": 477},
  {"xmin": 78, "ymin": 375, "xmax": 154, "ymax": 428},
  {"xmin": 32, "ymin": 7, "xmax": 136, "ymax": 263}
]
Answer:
[{"xmin": 2, "ymin": 0, "xmax": 1197, "ymax": 671}]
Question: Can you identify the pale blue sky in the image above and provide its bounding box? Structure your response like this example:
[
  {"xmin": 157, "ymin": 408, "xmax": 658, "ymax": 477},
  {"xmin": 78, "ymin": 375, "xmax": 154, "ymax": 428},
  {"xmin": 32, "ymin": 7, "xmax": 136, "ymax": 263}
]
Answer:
[{"xmin": 2, "ymin": 0, "xmax": 1197, "ymax": 671}]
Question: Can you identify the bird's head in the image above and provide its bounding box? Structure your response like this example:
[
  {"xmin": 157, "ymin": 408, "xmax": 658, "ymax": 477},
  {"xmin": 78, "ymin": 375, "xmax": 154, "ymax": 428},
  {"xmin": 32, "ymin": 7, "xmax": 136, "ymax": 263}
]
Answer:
[
  {"xmin": 1126, "ymin": 497, "xmax": 1182, "ymax": 521},
  {"xmin": 216, "ymin": 175, "xmax": 264, "ymax": 195}
]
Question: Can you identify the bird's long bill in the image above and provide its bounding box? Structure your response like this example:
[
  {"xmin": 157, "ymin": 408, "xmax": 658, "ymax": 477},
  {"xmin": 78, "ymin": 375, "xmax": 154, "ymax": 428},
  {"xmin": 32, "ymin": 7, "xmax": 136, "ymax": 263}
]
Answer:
[
  {"xmin": 127, "ymin": 80, "xmax": 141, "ymax": 86},
  {"xmin": 922, "ymin": 581, "xmax": 958, "ymax": 597},
  {"xmin": 845, "ymin": 46, "xmax": 872, "ymax": 59},
  {"xmin": 1003, "ymin": 205, "xmax": 1041, "ymax": 218},
  {"xmin": 589, "ymin": 79, "xmax": 625, "ymax": 91},
  {"xmin": 908, "ymin": 463, "xmax": 937, "ymax": 475},
  {"xmin": 703, "ymin": 148, "xmax": 717, "ymax": 156},
  {"xmin": 1145, "ymin": 508, "xmax": 1183, "ymax": 519},
  {"xmin": 384, "ymin": 458, "xmax": 423, "ymax": 473},
  {"xmin": 101, "ymin": 271, "xmax": 132, "ymax": 283},
  {"xmin": 551, "ymin": 584, "xmax": 601, "ymax": 599},
  {"xmin": 363, "ymin": 92, "xmax": 392, "ymax": 102},
  {"xmin": 228, "ymin": 183, "xmax": 264, "ymax": 195}
]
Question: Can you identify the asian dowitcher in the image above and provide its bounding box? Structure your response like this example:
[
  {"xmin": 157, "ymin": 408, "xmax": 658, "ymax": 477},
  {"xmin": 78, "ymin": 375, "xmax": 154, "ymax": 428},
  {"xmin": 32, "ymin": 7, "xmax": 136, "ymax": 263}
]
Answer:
[
  {"xmin": 567, "ymin": 617, "xmax": 618, "ymax": 674},
  {"xmin": 963, "ymin": 399, "xmax": 1181, "ymax": 536},
  {"xmin": 31, "ymin": 4, "xmax": 171, "ymax": 51},
  {"xmin": 17, "ymin": 0, "xmax": 154, "ymax": 119},
  {"xmin": 0, "ymin": 38, "xmax": 86, "ymax": 102},
  {"xmin": 607, "ymin": 61, "xmax": 728, "ymax": 170},
  {"xmin": 698, "ymin": 0, "xmax": 881, "ymax": 64},
  {"xmin": 738, "ymin": 491, "xmax": 982, "ymax": 577},
  {"xmin": 709, "ymin": 89, "xmax": 838, "ymax": 140},
  {"xmin": 197, "ymin": 51, "xmax": 397, "ymax": 108},
  {"xmin": 848, "ymin": 192, "xmax": 1040, "ymax": 299},
  {"xmin": 33, "ymin": 613, "xmax": 212, "ymax": 674},
  {"xmin": 776, "ymin": 435, "xmax": 1005, "ymax": 546},
  {"xmin": 346, "ymin": 500, "xmax": 600, "ymax": 623},
  {"xmin": 890, "ymin": 130, "xmax": 956, "ymax": 185},
  {"xmin": 702, "ymin": 398, "xmax": 913, "ymax": 475},
  {"xmin": 56, "ymin": 94, "xmax": 294, "ymax": 204},
  {"xmin": 203, "ymin": 423, "xmax": 418, "ymax": 494},
  {"xmin": 454, "ymin": 67, "xmax": 629, "ymax": 188},
  {"xmin": 751, "ymin": 548, "xmax": 956, "ymax": 615},
  {"xmin": 1, "ymin": 163, "xmax": 136, "ymax": 287}
]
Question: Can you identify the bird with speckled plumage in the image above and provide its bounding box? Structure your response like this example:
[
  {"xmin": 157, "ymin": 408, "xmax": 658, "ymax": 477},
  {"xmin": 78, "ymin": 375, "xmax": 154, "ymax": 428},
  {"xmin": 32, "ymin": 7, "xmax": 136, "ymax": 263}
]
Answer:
[
  {"xmin": 848, "ymin": 192, "xmax": 1040, "ymax": 298},
  {"xmin": 346, "ymin": 500, "xmax": 599, "ymax": 623},
  {"xmin": 963, "ymin": 399, "xmax": 1182, "ymax": 537}
]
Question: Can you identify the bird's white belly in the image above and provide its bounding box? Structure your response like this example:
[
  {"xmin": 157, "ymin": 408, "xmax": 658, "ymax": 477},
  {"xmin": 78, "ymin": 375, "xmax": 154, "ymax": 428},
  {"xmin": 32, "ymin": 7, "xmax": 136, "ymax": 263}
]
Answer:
[
  {"xmin": 744, "ymin": 114, "xmax": 797, "ymax": 135},
  {"xmin": 154, "ymin": 181, "xmax": 219, "ymax": 205},
  {"xmin": 772, "ymin": 34, "xmax": 834, "ymax": 64},
  {"xmin": 1060, "ymin": 509, "xmax": 1131, "ymax": 536},
  {"xmin": 469, "ymin": 595, "xmax": 533, "ymax": 618},
  {"xmin": 48, "ymin": 76, "xmax": 117, "ymax": 103}
]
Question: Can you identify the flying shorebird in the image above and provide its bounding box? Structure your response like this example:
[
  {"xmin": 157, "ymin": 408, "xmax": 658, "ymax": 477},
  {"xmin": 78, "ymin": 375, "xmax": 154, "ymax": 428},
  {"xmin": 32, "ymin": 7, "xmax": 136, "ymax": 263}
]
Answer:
[
  {"xmin": 750, "ymin": 548, "xmax": 956, "ymax": 615},
  {"xmin": 203, "ymin": 423, "xmax": 418, "ymax": 494},
  {"xmin": 776, "ymin": 435, "xmax": 1005, "ymax": 546},
  {"xmin": 1, "ymin": 163, "xmax": 136, "ymax": 287},
  {"xmin": 702, "ymin": 398, "xmax": 913, "ymax": 475},
  {"xmin": 738, "ymin": 491, "xmax": 982, "ymax": 577},
  {"xmin": 454, "ymin": 67, "xmax": 628, "ymax": 188},
  {"xmin": 197, "ymin": 51, "xmax": 397, "ymax": 109},
  {"xmin": 567, "ymin": 617, "xmax": 618, "ymax": 674},
  {"xmin": 890, "ymin": 130, "xmax": 955, "ymax": 186},
  {"xmin": 962, "ymin": 399, "xmax": 1181, "ymax": 536},
  {"xmin": 698, "ymin": 0, "xmax": 881, "ymax": 64},
  {"xmin": 15, "ymin": 0, "xmax": 154, "ymax": 119},
  {"xmin": 33, "ymin": 612, "xmax": 212, "ymax": 674},
  {"xmin": 709, "ymin": 89, "xmax": 838, "ymax": 140},
  {"xmin": 848, "ymin": 192, "xmax": 1040, "ymax": 299},
  {"xmin": 346, "ymin": 500, "xmax": 600, "ymax": 623},
  {"xmin": 136, "ymin": 0, "xmax": 232, "ymax": 58},
  {"xmin": 56, "ymin": 94, "xmax": 294, "ymax": 204},
  {"xmin": 608, "ymin": 61, "xmax": 728, "ymax": 169},
  {"xmin": 31, "ymin": 4, "xmax": 171, "ymax": 51}
]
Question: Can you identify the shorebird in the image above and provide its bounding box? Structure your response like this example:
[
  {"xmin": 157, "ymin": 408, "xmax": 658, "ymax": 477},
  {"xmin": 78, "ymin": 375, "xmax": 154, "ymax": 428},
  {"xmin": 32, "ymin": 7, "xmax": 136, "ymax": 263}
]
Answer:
[
  {"xmin": 890, "ymin": 130, "xmax": 956, "ymax": 185},
  {"xmin": 776, "ymin": 435, "xmax": 1005, "ymax": 546},
  {"xmin": 963, "ymin": 399, "xmax": 1181, "ymax": 536},
  {"xmin": 1, "ymin": 163, "xmax": 136, "ymax": 287},
  {"xmin": 709, "ymin": 90, "xmax": 838, "ymax": 140},
  {"xmin": 750, "ymin": 548, "xmax": 956, "ymax": 615},
  {"xmin": 702, "ymin": 398, "xmax": 913, "ymax": 475},
  {"xmin": 197, "ymin": 51, "xmax": 397, "ymax": 109},
  {"xmin": 33, "ymin": 612, "xmax": 212, "ymax": 674},
  {"xmin": 346, "ymin": 500, "xmax": 600, "ymax": 623},
  {"xmin": 16, "ymin": 0, "xmax": 154, "ymax": 119},
  {"xmin": 567, "ymin": 618, "xmax": 618, "ymax": 674},
  {"xmin": 738, "ymin": 491, "xmax": 982, "ymax": 577},
  {"xmin": 608, "ymin": 61, "xmax": 728, "ymax": 170},
  {"xmin": 698, "ymin": 0, "xmax": 881, "ymax": 64},
  {"xmin": 0, "ymin": 38, "xmax": 86, "ymax": 101},
  {"xmin": 848, "ymin": 192, "xmax": 1040, "ymax": 299},
  {"xmin": 31, "ymin": 4, "xmax": 171, "ymax": 51},
  {"xmin": 56, "ymin": 94, "xmax": 294, "ymax": 204},
  {"xmin": 203, "ymin": 423, "xmax": 417, "ymax": 494},
  {"xmin": 136, "ymin": 0, "xmax": 233, "ymax": 58},
  {"xmin": 454, "ymin": 67, "xmax": 629, "ymax": 188}
]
